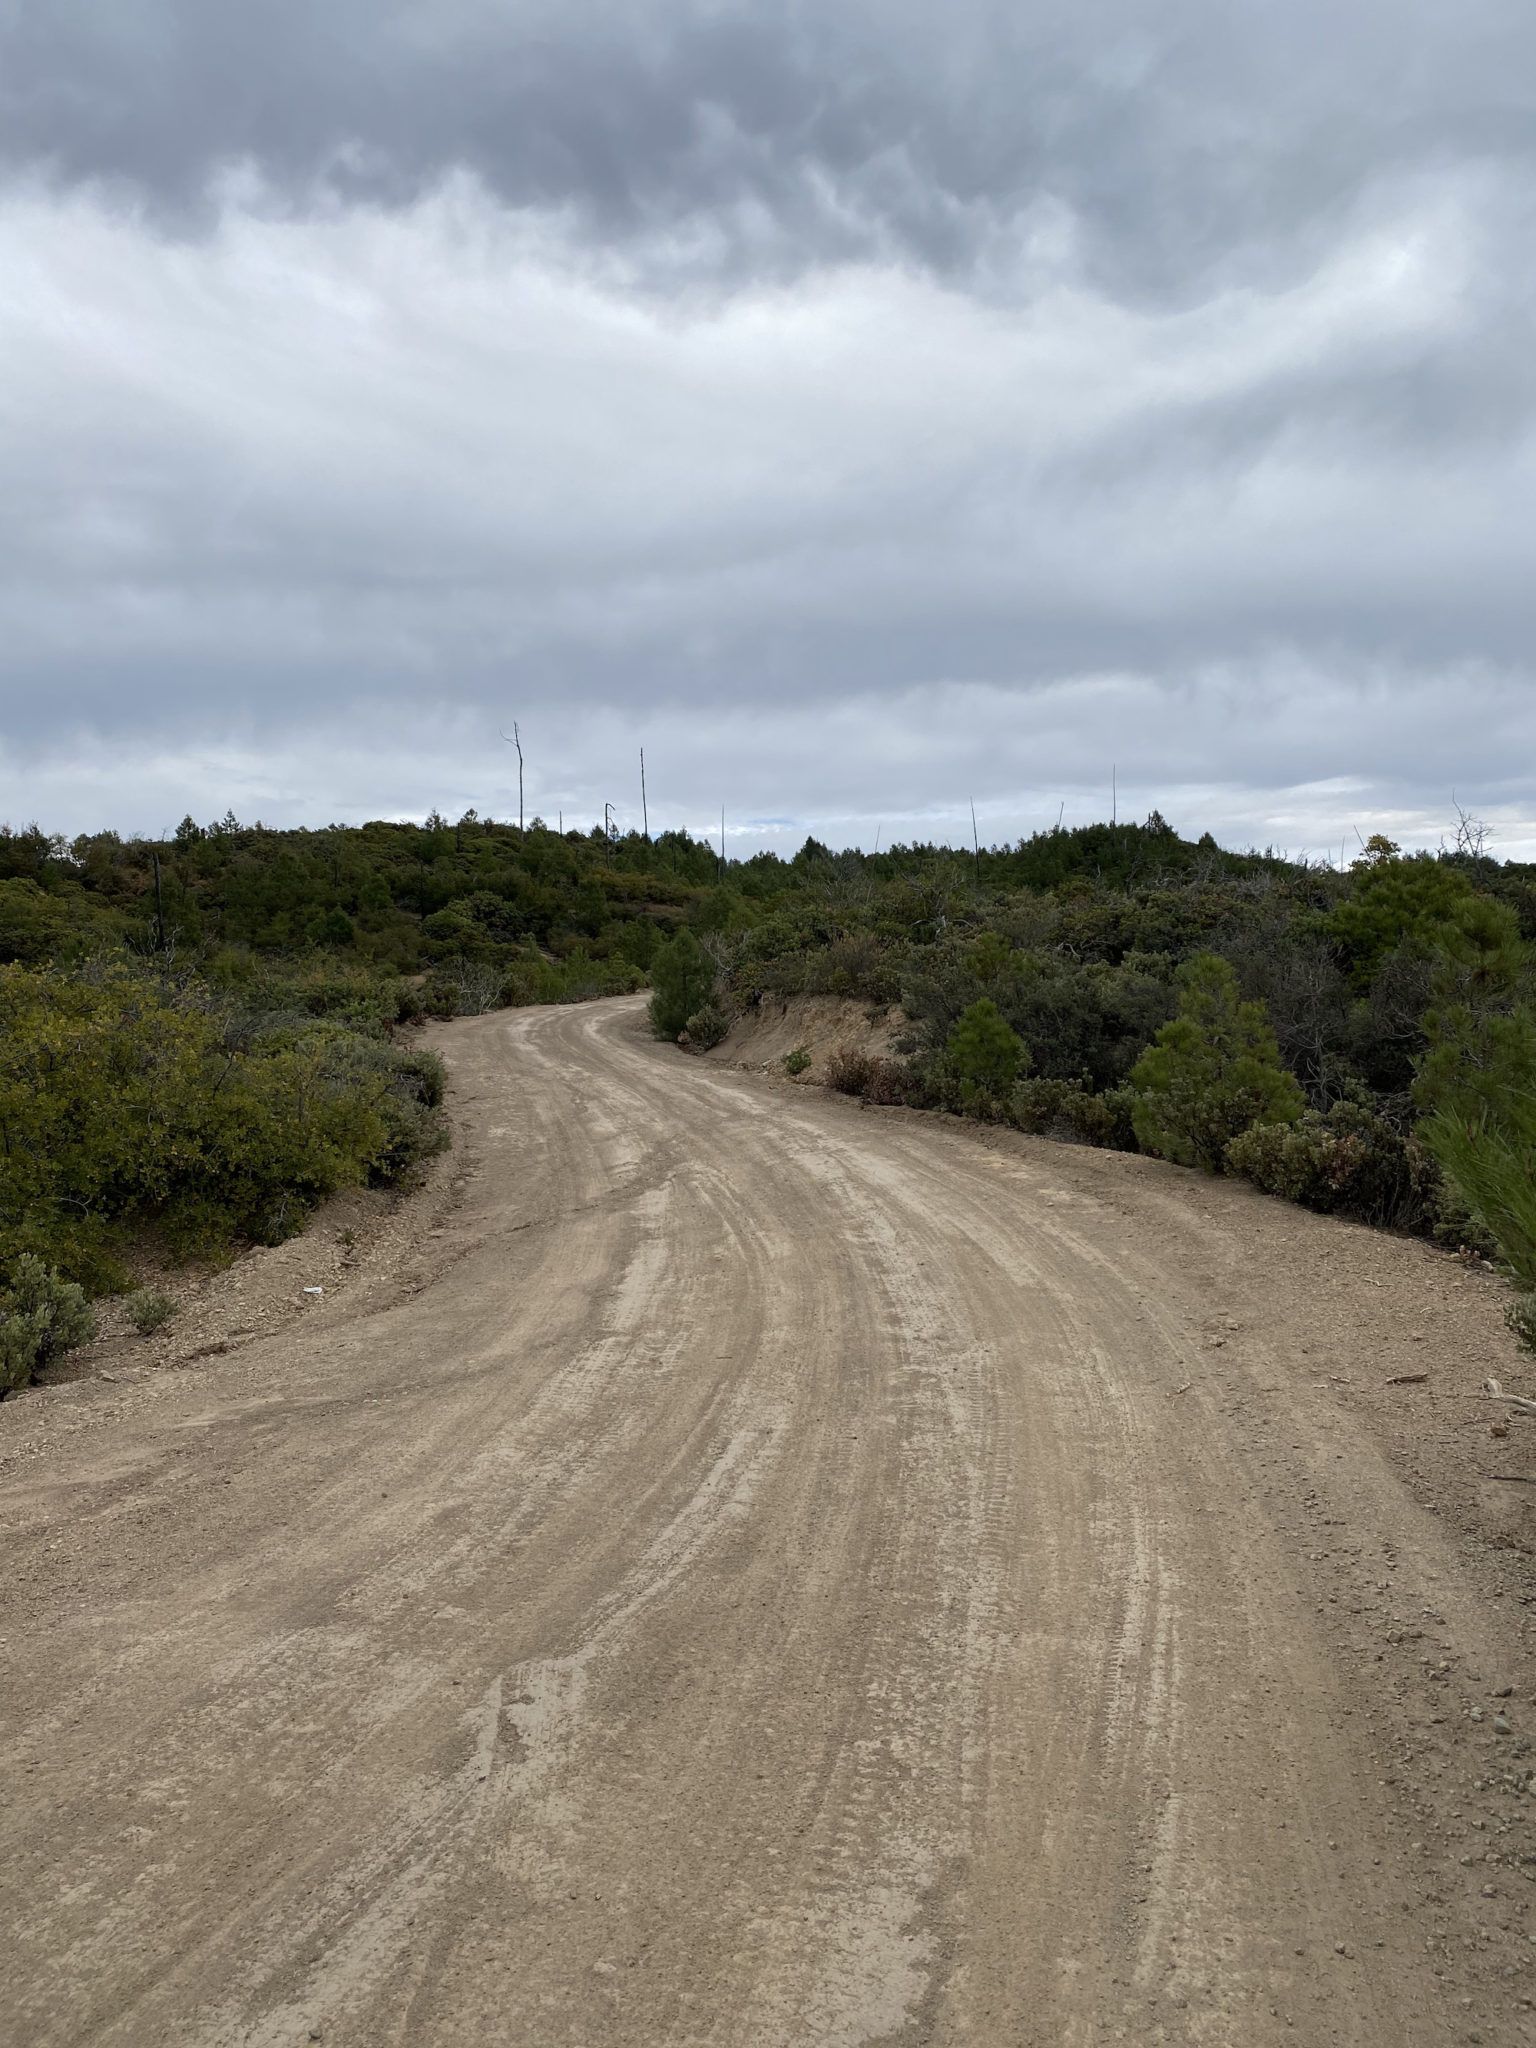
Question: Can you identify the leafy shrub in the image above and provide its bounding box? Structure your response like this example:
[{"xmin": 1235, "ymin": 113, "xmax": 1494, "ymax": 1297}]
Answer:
[
  {"xmin": 784, "ymin": 1045, "xmax": 812, "ymax": 1077},
  {"xmin": 1009, "ymin": 1078, "xmax": 1138, "ymax": 1150},
  {"xmin": 1130, "ymin": 954, "xmax": 1304, "ymax": 1171},
  {"xmin": 946, "ymin": 999, "xmax": 1028, "ymax": 1100},
  {"xmin": 1227, "ymin": 1102, "xmax": 1426, "ymax": 1227},
  {"xmin": 1009, "ymin": 1076, "xmax": 1073, "ymax": 1134},
  {"xmin": 683, "ymin": 1003, "xmax": 729, "ymax": 1051},
  {"xmin": 804, "ymin": 933, "xmax": 903, "ymax": 1005},
  {"xmin": 0, "ymin": 1257, "xmax": 95, "ymax": 1395},
  {"xmin": 649, "ymin": 929, "xmax": 714, "ymax": 1040},
  {"xmin": 1061, "ymin": 1085, "xmax": 1140, "ymax": 1151},
  {"xmin": 127, "ymin": 1288, "xmax": 176, "ymax": 1336},
  {"xmin": 1506, "ymin": 1295, "xmax": 1536, "ymax": 1353},
  {"xmin": 0, "ymin": 963, "xmax": 449, "ymax": 1284},
  {"xmin": 824, "ymin": 1045, "xmax": 873, "ymax": 1095},
  {"xmin": 495, "ymin": 947, "xmax": 645, "ymax": 1008},
  {"xmin": 421, "ymin": 958, "xmax": 505, "ymax": 1017},
  {"xmin": 861, "ymin": 1057, "xmax": 920, "ymax": 1107},
  {"xmin": 1417, "ymin": 1004, "xmax": 1536, "ymax": 1289}
]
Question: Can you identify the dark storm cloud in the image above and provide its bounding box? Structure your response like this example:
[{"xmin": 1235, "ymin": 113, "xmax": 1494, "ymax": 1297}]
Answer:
[
  {"xmin": 1, "ymin": 2, "xmax": 1535, "ymax": 852},
  {"xmin": 6, "ymin": 0, "xmax": 1536, "ymax": 297}
]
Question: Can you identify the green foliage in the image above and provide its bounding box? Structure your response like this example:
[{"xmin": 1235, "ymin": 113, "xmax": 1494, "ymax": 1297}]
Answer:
[
  {"xmin": 1, "ymin": 813, "xmax": 722, "ymax": 1020},
  {"xmin": 127, "ymin": 1288, "xmax": 176, "ymax": 1336},
  {"xmin": 0, "ymin": 1257, "xmax": 95, "ymax": 1395},
  {"xmin": 1327, "ymin": 851, "xmax": 1509, "ymax": 988},
  {"xmin": 683, "ymin": 1003, "xmax": 729, "ymax": 1051},
  {"xmin": 1130, "ymin": 955, "xmax": 1304, "ymax": 1171},
  {"xmin": 649, "ymin": 929, "xmax": 714, "ymax": 1040},
  {"xmin": 783, "ymin": 1045, "xmax": 812, "ymax": 1077},
  {"xmin": 1226, "ymin": 1101, "xmax": 1440, "ymax": 1230},
  {"xmin": 9, "ymin": 802, "xmax": 1535, "ymax": 1282},
  {"xmin": 946, "ymin": 998, "xmax": 1028, "ymax": 1105},
  {"xmin": 1009, "ymin": 1078, "xmax": 1139, "ymax": 1150},
  {"xmin": 0, "ymin": 962, "xmax": 448, "ymax": 1287},
  {"xmin": 1417, "ymin": 1003, "xmax": 1536, "ymax": 1290},
  {"xmin": 1506, "ymin": 1295, "xmax": 1536, "ymax": 1355}
]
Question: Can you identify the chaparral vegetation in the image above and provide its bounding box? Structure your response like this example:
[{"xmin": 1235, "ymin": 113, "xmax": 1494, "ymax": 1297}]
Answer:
[{"xmin": 2, "ymin": 805, "xmax": 1534, "ymax": 1385}]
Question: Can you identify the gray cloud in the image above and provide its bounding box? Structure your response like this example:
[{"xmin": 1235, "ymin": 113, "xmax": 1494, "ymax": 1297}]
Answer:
[
  {"xmin": 1, "ymin": 4, "xmax": 1534, "ymax": 854},
  {"xmin": 6, "ymin": 2, "xmax": 1536, "ymax": 298}
]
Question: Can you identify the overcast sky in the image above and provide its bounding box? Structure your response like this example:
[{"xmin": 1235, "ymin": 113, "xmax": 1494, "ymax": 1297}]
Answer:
[{"xmin": 3, "ymin": 2, "xmax": 1534, "ymax": 858}]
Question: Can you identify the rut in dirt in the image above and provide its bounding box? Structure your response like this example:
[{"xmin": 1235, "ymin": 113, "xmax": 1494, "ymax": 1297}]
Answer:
[{"xmin": 1, "ymin": 994, "xmax": 1532, "ymax": 2048}]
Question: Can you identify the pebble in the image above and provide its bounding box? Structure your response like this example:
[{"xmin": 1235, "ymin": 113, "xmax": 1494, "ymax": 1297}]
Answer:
[{"xmin": 1494, "ymin": 1716, "xmax": 1513, "ymax": 1736}]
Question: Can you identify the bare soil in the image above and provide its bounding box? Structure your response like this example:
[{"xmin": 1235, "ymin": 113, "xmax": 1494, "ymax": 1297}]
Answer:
[
  {"xmin": 3, "ymin": 993, "xmax": 1535, "ymax": 2047},
  {"xmin": 703, "ymin": 991, "xmax": 906, "ymax": 1081}
]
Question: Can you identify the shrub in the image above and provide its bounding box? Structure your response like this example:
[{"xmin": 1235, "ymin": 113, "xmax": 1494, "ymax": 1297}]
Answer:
[
  {"xmin": 127, "ymin": 1288, "xmax": 176, "ymax": 1336},
  {"xmin": 0, "ymin": 1257, "xmax": 95, "ymax": 1395},
  {"xmin": 683, "ymin": 1003, "xmax": 729, "ymax": 1051},
  {"xmin": 0, "ymin": 963, "xmax": 450, "ymax": 1284},
  {"xmin": 422, "ymin": 958, "xmax": 504, "ymax": 1017},
  {"xmin": 784, "ymin": 1045, "xmax": 812, "ymax": 1077},
  {"xmin": 1417, "ymin": 1004, "xmax": 1536, "ymax": 1291},
  {"xmin": 861, "ymin": 1057, "xmax": 919, "ymax": 1107},
  {"xmin": 946, "ymin": 998, "xmax": 1028, "ymax": 1099},
  {"xmin": 1060, "ymin": 1085, "xmax": 1140, "ymax": 1151},
  {"xmin": 1130, "ymin": 954, "xmax": 1304, "ymax": 1172},
  {"xmin": 1507, "ymin": 1295, "xmax": 1536, "ymax": 1354},
  {"xmin": 824, "ymin": 1045, "xmax": 873, "ymax": 1095},
  {"xmin": 1009, "ymin": 1076, "xmax": 1073, "ymax": 1134},
  {"xmin": 649, "ymin": 929, "xmax": 714, "ymax": 1040},
  {"xmin": 1227, "ymin": 1102, "xmax": 1424, "ymax": 1228},
  {"xmin": 1008, "ymin": 1078, "xmax": 1139, "ymax": 1150}
]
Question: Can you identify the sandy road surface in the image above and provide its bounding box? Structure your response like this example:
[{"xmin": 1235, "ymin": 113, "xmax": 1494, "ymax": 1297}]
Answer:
[{"xmin": 4, "ymin": 995, "xmax": 1536, "ymax": 2047}]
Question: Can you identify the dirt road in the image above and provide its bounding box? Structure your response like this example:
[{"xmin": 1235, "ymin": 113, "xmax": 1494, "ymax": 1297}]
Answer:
[{"xmin": 4, "ymin": 996, "xmax": 1535, "ymax": 2046}]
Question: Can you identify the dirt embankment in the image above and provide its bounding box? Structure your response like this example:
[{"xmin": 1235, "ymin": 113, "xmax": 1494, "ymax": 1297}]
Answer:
[
  {"xmin": 703, "ymin": 991, "xmax": 908, "ymax": 1081},
  {"xmin": 29, "ymin": 1121, "xmax": 474, "ymax": 1415}
]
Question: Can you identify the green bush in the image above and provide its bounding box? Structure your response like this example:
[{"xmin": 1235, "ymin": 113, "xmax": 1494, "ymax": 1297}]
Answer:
[
  {"xmin": 946, "ymin": 998, "xmax": 1028, "ymax": 1100},
  {"xmin": 1227, "ymin": 1102, "xmax": 1424, "ymax": 1227},
  {"xmin": 784, "ymin": 1045, "xmax": 812, "ymax": 1077},
  {"xmin": 0, "ymin": 1257, "xmax": 95, "ymax": 1395},
  {"xmin": 1130, "ymin": 954, "xmax": 1304, "ymax": 1172},
  {"xmin": 1009, "ymin": 1076, "xmax": 1073, "ymax": 1134},
  {"xmin": 1060, "ymin": 1085, "xmax": 1139, "ymax": 1151},
  {"xmin": 649, "ymin": 929, "xmax": 714, "ymax": 1040},
  {"xmin": 683, "ymin": 1003, "xmax": 729, "ymax": 1051},
  {"xmin": 1009, "ymin": 1078, "xmax": 1138, "ymax": 1150},
  {"xmin": 1506, "ymin": 1295, "xmax": 1536, "ymax": 1354},
  {"xmin": 1417, "ymin": 1004, "xmax": 1536, "ymax": 1290},
  {"xmin": 127, "ymin": 1288, "xmax": 176, "ymax": 1336},
  {"xmin": 0, "ymin": 962, "xmax": 449, "ymax": 1284}
]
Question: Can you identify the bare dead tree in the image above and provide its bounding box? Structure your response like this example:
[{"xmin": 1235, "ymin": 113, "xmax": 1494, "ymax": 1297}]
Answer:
[
  {"xmin": 1449, "ymin": 796, "xmax": 1491, "ymax": 862},
  {"xmin": 152, "ymin": 849, "xmax": 167, "ymax": 953},
  {"xmin": 640, "ymin": 748, "xmax": 649, "ymax": 839},
  {"xmin": 500, "ymin": 723, "xmax": 524, "ymax": 831}
]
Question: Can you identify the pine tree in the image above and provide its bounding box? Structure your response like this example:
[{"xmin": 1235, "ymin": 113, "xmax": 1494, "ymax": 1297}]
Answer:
[{"xmin": 1130, "ymin": 955, "xmax": 1303, "ymax": 1171}]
